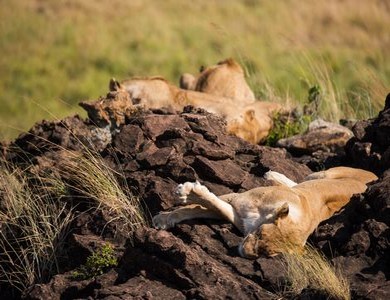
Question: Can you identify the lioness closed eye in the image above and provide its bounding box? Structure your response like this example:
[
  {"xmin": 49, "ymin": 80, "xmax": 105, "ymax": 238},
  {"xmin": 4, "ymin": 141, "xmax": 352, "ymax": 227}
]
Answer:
[{"xmin": 153, "ymin": 167, "xmax": 377, "ymax": 258}]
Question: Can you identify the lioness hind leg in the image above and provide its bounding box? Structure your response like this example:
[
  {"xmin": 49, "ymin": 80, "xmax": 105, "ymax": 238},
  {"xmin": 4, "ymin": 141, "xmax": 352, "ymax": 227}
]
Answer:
[
  {"xmin": 153, "ymin": 204, "xmax": 222, "ymax": 230},
  {"xmin": 304, "ymin": 167, "xmax": 377, "ymax": 183},
  {"xmin": 175, "ymin": 181, "xmax": 240, "ymax": 229},
  {"xmin": 264, "ymin": 171, "xmax": 298, "ymax": 187}
]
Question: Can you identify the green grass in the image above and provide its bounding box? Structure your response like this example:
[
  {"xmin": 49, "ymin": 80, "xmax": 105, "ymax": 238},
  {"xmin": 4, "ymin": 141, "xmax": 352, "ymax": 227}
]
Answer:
[
  {"xmin": 265, "ymin": 111, "xmax": 312, "ymax": 147},
  {"xmin": 71, "ymin": 243, "xmax": 117, "ymax": 280},
  {"xmin": 0, "ymin": 0, "xmax": 389, "ymax": 140}
]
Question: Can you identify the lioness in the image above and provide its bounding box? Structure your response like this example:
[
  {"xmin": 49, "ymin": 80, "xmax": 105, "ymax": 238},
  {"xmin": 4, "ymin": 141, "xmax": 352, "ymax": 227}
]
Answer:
[
  {"xmin": 227, "ymin": 101, "xmax": 283, "ymax": 144},
  {"xmin": 109, "ymin": 76, "xmax": 233, "ymax": 110},
  {"xmin": 110, "ymin": 77, "xmax": 282, "ymax": 144},
  {"xmin": 153, "ymin": 167, "xmax": 377, "ymax": 258},
  {"xmin": 180, "ymin": 58, "xmax": 255, "ymax": 104}
]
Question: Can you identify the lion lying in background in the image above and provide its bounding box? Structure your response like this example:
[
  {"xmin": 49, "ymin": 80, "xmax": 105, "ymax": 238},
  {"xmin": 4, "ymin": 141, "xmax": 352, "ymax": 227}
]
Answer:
[
  {"xmin": 109, "ymin": 61, "xmax": 284, "ymax": 144},
  {"xmin": 179, "ymin": 58, "xmax": 255, "ymax": 105},
  {"xmin": 153, "ymin": 167, "xmax": 377, "ymax": 258}
]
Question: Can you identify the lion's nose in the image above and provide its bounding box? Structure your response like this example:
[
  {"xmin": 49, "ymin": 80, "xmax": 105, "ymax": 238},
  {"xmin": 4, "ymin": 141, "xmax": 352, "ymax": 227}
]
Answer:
[{"xmin": 238, "ymin": 235, "xmax": 259, "ymax": 259}]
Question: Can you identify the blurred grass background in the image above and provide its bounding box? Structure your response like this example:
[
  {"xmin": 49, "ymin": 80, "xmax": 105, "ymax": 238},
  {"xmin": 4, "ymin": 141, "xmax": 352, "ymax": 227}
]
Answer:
[{"xmin": 0, "ymin": 0, "xmax": 389, "ymax": 141}]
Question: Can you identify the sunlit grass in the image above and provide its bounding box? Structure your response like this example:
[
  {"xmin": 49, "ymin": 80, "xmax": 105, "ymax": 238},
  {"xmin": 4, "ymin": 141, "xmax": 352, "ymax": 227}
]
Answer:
[
  {"xmin": 278, "ymin": 244, "xmax": 350, "ymax": 300},
  {"xmin": 59, "ymin": 150, "xmax": 149, "ymax": 234},
  {"xmin": 0, "ymin": 162, "xmax": 73, "ymax": 295},
  {"xmin": 0, "ymin": 0, "xmax": 389, "ymax": 140},
  {"xmin": 0, "ymin": 146, "xmax": 148, "ymax": 295}
]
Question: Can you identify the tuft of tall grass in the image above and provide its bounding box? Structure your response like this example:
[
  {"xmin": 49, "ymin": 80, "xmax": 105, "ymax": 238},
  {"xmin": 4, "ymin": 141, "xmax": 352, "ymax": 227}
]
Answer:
[
  {"xmin": 296, "ymin": 55, "xmax": 387, "ymax": 122},
  {"xmin": 279, "ymin": 243, "xmax": 350, "ymax": 300},
  {"xmin": 59, "ymin": 150, "xmax": 149, "ymax": 235},
  {"xmin": 0, "ymin": 162, "xmax": 74, "ymax": 295},
  {"xmin": 0, "ymin": 145, "xmax": 148, "ymax": 295}
]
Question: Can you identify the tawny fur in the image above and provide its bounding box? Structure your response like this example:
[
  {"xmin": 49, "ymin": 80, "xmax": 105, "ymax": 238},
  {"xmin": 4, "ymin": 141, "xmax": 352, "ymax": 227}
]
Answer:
[
  {"xmin": 180, "ymin": 58, "xmax": 255, "ymax": 104},
  {"xmin": 110, "ymin": 75, "xmax": 282, "ymax": 144},
  {"xmin": 153, "ymin": 167, "xmax": 377, "ymax": 258}
]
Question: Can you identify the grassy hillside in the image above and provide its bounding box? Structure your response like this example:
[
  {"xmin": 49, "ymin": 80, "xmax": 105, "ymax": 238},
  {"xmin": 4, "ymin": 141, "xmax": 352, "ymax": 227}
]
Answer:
[{"xmin": 0, "ymin": 0, "xmax": 389, "ymax": 140}]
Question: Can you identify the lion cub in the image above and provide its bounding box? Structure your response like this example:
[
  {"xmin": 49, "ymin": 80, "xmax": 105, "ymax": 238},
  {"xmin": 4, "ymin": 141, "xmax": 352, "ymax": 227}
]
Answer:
[{"xmin": 153, "ymin": 167, "xmax": 377, "ymax": 258}]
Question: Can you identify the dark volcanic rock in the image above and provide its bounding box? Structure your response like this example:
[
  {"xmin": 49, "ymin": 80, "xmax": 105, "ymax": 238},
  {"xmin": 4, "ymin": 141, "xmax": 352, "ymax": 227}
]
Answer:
[
  {"xmin": 3, "ymin": 101, "xmax": 312, "ymax": 300},
  {"xmin": 346, "ymin": 93, "xmax": 390, "ymax": 174},
  {"xmin": 112, "ymin": 124, "xmax": 144, "ymax": 156},
  {"xmin": 311, "ymin": 173, "xmax": 390, "ymax": 299},
  {"xmin": 277, "ymin": 118, "xmax": 353, "ymax": 171},
  {"xmin": 120, "ymin": 227, "xmax": 273, "ymax": 299},
  {"xmin": 4, "ymin": 91, "xmax": 390, "ymax": 299},
  {"xmin": 277, "ymin": 118, "xmax": 353, "ymax": 155},
  {"xmin": 6, "ymin": 115, "xmax": 111, "ymax": 165},
  {"xmin": 101, "ymin": 106, "xmax": 311, "ymax": 214}
]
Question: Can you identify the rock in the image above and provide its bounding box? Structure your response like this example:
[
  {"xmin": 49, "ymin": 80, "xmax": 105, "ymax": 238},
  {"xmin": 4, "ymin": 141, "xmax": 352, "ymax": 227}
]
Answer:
[
  {"xmin": 96, "ymin": 275, "xmax": 186, "ymax": 299},
  {"xmin": 5, "ymin": 92, "xmax": 390, "ymax": 299},
  {"xmin": 112, "ymin": 124, "xmax": 144, "ymax": 156},
  {"xmin": 310, "ymin": 173, "xmax": 390, "ymax": 299},
  {"xmin": 291, "ymin": 150, "xmax": 348, "ymax": 171},
  {"xmin": 346, "ymin": 93, "xmax": 390, "ymax": 174},
  {"xmin": 137, "ymin": 145, "xmax": 176, "ymax": 168},
  {"xmin": 255, "ymin": 147, "xmax": 311, "ymax": 182},
  {"xmin": 140, "ymin": 114, "xmax": 190, "ymax": 140},
  {"xmin": 7, "ymin": 115, "xmax": 111, "ymax": 164},
  {"xmin": 120, "ymin": 227, "xmax": 274, "ymax": 299},
  {"xmin": 2, "ymin": 104, "xmax": 315, "ymax": 299},
  {"xmin": 79, "ymin": 90, "xmax": 137, "ymax": 128},
  {"xmin": 192, "ymin": 156, "xmax": 248, "ymax": 187},
  {"xmin": 276, "ymin": 118, "xmax": 353, "ymax": 155}
]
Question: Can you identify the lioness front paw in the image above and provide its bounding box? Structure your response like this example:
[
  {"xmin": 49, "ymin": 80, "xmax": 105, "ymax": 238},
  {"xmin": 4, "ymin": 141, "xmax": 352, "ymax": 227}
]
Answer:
[
  {"xmin": 176, "ymin": 181, "xmax": 210, "ymax": 204},
  {"xmin": 176, "ymin": 182, "xmax": 196, "ymax": 204},
  {"xmin": 152, "ymin": 212, "xmax": 177, "ymax": 230}
]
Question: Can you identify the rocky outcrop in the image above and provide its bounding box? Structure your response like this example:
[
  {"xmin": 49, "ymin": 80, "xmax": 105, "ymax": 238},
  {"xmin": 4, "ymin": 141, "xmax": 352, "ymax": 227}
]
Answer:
[
  {"xmin": 308, "ymin": 94, "xmax": 390, "ymax": 299},
  {"xmin": 3, "ymin": 90, "xmax": 311, "ymax": 299},
  {"xmin": 311, "ymin": 172, "xmax": 390, "ymax": 299},
  {"xmin": 277, "ymin": 118, "xmax": 353, "ymax": 155},
  {"xmin": 2, "ymin": 90, "xmax": 390, "ymax": 299},
  {"xmin": 277, "ymin": 118, "xmax": 353, "ymax": 171},
  {"xmin": 346, "ymin": 93, "xmax": 390, "ymax": 174}
]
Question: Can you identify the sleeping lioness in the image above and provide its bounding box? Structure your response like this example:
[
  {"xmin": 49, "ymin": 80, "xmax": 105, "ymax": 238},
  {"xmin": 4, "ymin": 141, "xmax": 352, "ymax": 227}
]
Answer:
[
  {"xmin": 153, "ymin": 167, "xmax": 377, "ymax": 258},
  {"xmin": 109, "ymin": 76, "xmax": 283, "ymax": 144},
  {"xmin": 180, "ymin": 58, "xmax": 255, "ymax": 104}
]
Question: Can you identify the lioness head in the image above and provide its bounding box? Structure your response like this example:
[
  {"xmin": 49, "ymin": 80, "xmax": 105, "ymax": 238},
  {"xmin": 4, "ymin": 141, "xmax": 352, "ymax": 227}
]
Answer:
[
  {"xmin": 238, "ymin": 202, "xmax": 305, "ymax": 258},
  {"xmin": 180, "ymin": 58, "xmax": 255, "ymax": 102},
  {"xmin": 109, "ymin": 77, "xmax": 175, "ymax": 109},
  {"xmin": 79, "ymin": 89, "xmax": 136, "ymax": 128},
  {"xmin": 227, "ymin": 109, "xmax": 272, "ymax": 144}
]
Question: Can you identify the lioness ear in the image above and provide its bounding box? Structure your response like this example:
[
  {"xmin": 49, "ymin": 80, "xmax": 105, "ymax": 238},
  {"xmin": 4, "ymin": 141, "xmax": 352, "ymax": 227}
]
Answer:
[
  {"xmin": 275, "ymin": 202, "xmax": 289, "ymax": 220},
  {"xmin": 245, "ymin": 109, "xmax": 256, "ymax": 121},
  {"xmin": 109, "ymin": 78, "xmax": 121, "ymax": 91}
]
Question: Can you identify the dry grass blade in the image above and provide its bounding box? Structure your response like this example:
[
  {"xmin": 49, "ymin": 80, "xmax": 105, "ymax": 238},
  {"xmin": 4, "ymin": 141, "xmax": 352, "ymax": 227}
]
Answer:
[
  {"xmin": 280, "ymin": 243, "xmax": 350, "ymax": 300},
  {"xmin": 59, "ymin": 150, "xmax": 148, "ymax": 235},
  {"xmin": 0, "ymin": 162, "xmax": 74, "ymax": 294}
]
